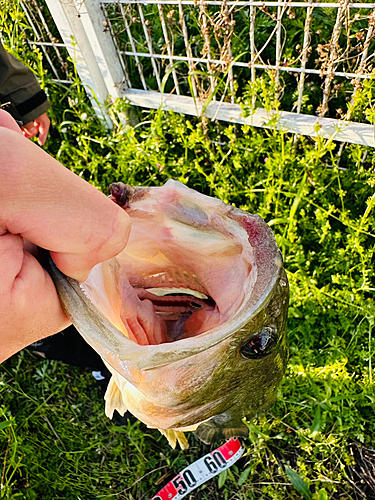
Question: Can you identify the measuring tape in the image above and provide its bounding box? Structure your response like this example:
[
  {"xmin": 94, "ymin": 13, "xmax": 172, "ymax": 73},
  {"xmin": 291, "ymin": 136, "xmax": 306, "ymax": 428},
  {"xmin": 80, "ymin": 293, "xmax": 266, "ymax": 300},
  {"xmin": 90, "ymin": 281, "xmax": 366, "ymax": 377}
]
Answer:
[{"xmin": 150, "ymin": 438, "xmax": 244, "ymax": 500}]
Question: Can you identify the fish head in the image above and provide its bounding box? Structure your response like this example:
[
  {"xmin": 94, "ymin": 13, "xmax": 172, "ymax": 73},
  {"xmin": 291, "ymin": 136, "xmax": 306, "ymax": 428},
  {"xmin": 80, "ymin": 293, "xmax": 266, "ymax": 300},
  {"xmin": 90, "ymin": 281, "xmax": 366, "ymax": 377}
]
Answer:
[{"xmin": 49, "ymin": 180, "xmax": 289, "ymax": 447}]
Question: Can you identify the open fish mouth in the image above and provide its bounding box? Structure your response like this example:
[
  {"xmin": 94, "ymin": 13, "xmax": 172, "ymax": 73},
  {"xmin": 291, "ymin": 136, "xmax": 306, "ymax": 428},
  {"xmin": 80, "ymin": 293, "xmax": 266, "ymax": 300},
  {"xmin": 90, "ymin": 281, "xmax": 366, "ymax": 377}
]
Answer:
[
  {"xmin": 80, "ymin": 179, "xmax": 259, "ymax": 349},
  {"xmin": 48, "ymin": 179, "xmax": 288, "ymax": 448}
]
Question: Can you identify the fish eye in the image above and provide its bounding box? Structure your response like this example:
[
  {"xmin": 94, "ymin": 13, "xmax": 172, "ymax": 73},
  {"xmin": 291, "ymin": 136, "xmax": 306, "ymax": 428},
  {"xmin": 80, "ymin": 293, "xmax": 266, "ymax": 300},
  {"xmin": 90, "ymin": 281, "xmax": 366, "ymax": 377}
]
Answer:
[{"xmin": 240, "ymin": 327, "xmax": 277, "ymax": 359}]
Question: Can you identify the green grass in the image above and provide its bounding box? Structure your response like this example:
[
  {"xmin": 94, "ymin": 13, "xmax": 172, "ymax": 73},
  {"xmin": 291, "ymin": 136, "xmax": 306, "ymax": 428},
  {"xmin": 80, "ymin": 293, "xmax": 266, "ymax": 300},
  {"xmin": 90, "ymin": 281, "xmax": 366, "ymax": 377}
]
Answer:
[{"xmin": 1, "ymin": 1, "xmax": 375, "ymax": 499}]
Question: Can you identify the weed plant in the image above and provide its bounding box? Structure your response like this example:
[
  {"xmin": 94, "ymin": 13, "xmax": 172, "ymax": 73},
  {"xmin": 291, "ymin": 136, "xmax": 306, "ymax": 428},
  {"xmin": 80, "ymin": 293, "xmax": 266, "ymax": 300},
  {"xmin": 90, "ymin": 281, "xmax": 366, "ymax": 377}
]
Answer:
[{"xmin": 1, "ymin": 1, "xmax": 375, "ymax": 499}]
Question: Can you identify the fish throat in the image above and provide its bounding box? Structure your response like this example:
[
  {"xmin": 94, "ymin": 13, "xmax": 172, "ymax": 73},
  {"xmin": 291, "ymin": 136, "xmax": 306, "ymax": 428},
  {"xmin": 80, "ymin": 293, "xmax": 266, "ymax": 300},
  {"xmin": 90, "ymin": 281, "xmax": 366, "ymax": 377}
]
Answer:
[{"xmin": 133, "ymin": 286, "xmax": 215, "ymax": 341}]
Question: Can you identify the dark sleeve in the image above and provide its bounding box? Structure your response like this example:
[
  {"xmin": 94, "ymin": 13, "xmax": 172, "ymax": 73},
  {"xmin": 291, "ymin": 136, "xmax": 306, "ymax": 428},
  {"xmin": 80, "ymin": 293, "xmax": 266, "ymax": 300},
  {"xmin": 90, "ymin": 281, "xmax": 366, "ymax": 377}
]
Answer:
[{"xmin": 0, "ymin": 40, "xmax": 50, "ymax": 125}]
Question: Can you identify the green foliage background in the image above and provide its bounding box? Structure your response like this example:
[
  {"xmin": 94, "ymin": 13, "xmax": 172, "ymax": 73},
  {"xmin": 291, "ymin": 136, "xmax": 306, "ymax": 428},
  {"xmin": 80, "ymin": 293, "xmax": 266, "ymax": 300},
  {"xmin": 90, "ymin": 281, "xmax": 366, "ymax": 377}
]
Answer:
[{"xmin": 0, "ymin": 1, "xmax": 374, "ymax": 499}]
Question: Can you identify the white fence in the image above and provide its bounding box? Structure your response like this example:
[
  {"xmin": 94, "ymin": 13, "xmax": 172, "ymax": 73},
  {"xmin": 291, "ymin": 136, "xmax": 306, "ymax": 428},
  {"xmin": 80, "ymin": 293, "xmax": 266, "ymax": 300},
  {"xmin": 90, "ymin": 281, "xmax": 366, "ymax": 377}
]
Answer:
[{"xmin": 21, "ymin": 0, "xmax": 375, "ymax": 146}]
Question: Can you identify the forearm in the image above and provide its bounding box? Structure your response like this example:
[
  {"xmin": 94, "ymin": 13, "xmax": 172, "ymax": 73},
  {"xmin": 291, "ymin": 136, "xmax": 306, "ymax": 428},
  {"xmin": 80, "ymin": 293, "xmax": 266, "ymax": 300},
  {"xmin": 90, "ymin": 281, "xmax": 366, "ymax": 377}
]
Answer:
[{"xmin": 0, "ymin": 41, "xmax": 50, "ymax": 125}]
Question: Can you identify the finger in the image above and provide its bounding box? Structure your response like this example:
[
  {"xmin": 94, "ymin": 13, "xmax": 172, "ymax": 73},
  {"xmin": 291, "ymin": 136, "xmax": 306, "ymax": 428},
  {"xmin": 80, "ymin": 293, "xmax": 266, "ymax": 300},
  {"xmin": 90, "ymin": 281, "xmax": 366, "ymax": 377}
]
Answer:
[
  {"xmin": 0, "ymin": 232, "xmax": 70, "ymax": 362},
  {"xmin": 22, "ymin": 125, "xmax": 38, "ymax": 139},
  {"xmin": 0, "ymin": 128, "xmax": 131, "ymax": 282},
  {"xmin": 36, "ymin": 115, "xmax": 50, "ymax": 146},
  {"xmin": 0, "ymin": 231, "xmax": 24, "ymax": 291}
]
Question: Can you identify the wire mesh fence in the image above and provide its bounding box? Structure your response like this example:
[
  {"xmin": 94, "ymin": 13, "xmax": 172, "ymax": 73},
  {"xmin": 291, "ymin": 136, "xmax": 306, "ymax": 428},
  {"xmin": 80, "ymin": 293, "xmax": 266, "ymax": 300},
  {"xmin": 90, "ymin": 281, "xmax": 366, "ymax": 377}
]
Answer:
[
  {"xmin": 20, "ymin": 0, "xmax": 73, "ymax": 84},
  {"xmin": 7, "ymin": 0, "xmax": 375, "ymax": 144},
  {"xmin": 99, "ymin": 0, "xmax": 375, "ymax": 120}
]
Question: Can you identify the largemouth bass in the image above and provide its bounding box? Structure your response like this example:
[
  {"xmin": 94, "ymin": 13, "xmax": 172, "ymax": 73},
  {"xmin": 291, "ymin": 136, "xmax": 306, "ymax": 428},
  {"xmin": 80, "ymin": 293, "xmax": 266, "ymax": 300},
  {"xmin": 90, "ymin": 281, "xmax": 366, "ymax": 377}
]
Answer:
[{"xmin": 48, "ymin": 180, "xmax": 289, "ymax": 449}]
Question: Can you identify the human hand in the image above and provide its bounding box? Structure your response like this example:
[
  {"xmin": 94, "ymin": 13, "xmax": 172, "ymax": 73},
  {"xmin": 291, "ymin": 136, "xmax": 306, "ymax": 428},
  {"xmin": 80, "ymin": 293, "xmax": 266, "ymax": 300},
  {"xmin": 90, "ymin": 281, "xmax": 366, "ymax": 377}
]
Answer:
[
  {"xmin": 0, "ymin": 110, "xmax": 131, "ymax": 362},
  {"xmin": 22, "ymin": 112, "xmax": 50, "ymax": 146}
]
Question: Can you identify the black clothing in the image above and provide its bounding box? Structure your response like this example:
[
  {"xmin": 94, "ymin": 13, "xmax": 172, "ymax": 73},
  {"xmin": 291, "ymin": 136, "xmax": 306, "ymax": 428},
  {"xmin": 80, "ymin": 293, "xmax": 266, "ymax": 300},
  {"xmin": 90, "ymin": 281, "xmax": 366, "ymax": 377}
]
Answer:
[{"xmin": 0, "ymin": 40, "xmax": 50, "ymax": 125}]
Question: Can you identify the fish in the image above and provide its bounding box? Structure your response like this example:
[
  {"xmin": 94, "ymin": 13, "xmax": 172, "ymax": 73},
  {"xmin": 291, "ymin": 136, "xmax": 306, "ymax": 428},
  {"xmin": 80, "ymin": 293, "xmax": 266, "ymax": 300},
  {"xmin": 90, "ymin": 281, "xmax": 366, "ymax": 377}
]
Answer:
[{"xmin": 47, "ymin": 180, "xmax": 289, "ymax": 449}]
